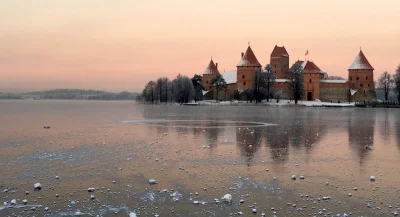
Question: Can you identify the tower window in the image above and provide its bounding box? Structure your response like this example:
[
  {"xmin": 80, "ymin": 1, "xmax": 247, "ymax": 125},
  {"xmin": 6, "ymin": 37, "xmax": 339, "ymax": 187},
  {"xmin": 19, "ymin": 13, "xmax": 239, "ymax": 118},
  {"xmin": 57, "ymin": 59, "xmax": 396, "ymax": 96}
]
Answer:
[
  {"xmin": 350, "ymin": 77, "xmax": 352, "ymax": 81},
  {"xmin": 243, "ymin": 82, "xmax": 246, "ymax": 86},
  {"xmin": 206, "ymin": 81, "xmax": 208, "ymax": 84},
  {"xmin": 366, "ymin": 77, "xmax": 368, "ymax": 80},
  {"xmin": 242, "ymin": 75, "xmax": 245, "ymax": 79},
  {"xmin": 309, "ymin": 79, "xmax": 312, "ymax": 83},
  {"xmin": 368, "ymin": 84, "xmax": 370, "ymax": 87},
  {"xmin": 356, "ymin": 77, "xmax": 359, "ymax": 80},
  {"xmin": 275, "ymin": 65, "xmax": 276, "ymax": 67},
  {"xmin": 360, "ymin": 84, "xmax": 363, "ymax": 87}
]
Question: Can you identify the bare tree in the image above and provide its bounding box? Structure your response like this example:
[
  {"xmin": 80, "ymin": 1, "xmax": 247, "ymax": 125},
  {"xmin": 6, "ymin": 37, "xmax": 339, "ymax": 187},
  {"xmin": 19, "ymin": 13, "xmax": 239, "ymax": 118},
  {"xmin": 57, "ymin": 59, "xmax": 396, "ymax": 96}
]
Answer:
[
  {"xmin": 288, "ymin": 63, "xmax": 305, "ymax": 104},
  {"xmin": 274, "ymin": 89, "xmax": 283, "ymax": 103},
  {"xmin": 264, "ymin": 64, "xmax": 276, "ymax": 102},
  {"xmin": 172, "ymin": 74, "xmax": 195, "ymax": 104},
  {"xmin": 251, "ymin": 68, "xmax": 267, "ymax": 103},
  {"xmin": 394, "ymin": 65, "xmax": 400, "ymax": 102},
  {"xmin": 377, "ymin": 71, "xmax": 393, "ymax": 101},
  {"xmin": 142, "ymin": 81, "xmax": 157, "ymax": 103}
]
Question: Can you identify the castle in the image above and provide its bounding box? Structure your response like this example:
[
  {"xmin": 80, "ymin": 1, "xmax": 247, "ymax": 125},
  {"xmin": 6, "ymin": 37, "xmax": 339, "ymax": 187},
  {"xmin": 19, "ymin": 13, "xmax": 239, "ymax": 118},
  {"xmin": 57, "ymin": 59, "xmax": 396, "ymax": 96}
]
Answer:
[{"xmin": 202, "ymin": 45, "xmax": 376, "ymax": 102}]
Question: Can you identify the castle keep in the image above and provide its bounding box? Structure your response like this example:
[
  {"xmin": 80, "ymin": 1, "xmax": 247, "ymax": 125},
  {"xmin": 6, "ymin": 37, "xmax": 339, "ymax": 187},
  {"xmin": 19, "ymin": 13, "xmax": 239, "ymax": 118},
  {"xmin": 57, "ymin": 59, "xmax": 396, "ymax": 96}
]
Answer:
[{"xmin": 202, "ymin": 45, "xmax": 376, "ymax": 102}]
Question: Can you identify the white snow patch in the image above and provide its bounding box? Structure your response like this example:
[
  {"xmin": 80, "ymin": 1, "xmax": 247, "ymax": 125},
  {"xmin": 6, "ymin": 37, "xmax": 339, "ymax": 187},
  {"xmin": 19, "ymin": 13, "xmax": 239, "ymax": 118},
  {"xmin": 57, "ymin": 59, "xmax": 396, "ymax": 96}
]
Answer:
[
  {"xmin": 222, "ymin": 70, "xmax": 237, "ymax": 84},
  {"xmin": 320, "ymin": 79, "xmax": 348, "ymax": 84}
]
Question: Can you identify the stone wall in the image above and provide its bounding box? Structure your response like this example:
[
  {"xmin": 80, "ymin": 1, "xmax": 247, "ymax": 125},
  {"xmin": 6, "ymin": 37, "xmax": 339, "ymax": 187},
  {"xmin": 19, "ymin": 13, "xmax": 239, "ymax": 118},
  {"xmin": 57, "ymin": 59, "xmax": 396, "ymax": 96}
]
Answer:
[{"xmin": 319, "ymin": 87, "xmax": 349, "ymax": 102}]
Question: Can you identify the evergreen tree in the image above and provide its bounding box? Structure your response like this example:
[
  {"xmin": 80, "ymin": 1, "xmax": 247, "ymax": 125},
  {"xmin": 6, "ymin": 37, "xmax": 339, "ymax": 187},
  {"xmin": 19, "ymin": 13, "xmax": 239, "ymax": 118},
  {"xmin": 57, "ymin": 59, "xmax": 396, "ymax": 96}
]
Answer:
[
  {"xmin": 210, "ymin": 74, "xmax": 227, "ymax": 101},
  {"xmin": 191, "ymin": 74, "xmax": 205, "ymax": 102}
]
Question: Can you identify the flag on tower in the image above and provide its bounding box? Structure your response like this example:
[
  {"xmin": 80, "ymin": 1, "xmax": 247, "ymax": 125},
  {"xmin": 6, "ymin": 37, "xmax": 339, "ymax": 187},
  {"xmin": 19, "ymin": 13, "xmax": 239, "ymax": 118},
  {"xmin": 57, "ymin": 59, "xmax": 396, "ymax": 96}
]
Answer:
[{"xmin": 305, "ymin": 50, "xmax": 309, "ymax": 56}]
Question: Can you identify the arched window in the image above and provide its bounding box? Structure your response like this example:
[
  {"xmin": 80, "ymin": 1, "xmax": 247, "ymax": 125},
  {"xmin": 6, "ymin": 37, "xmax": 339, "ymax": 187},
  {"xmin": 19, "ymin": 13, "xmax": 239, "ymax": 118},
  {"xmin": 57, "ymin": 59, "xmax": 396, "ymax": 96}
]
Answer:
[
  {"xmin": 206, "ymin": 81, "xmax": 208, "ymax": 84},
  {"xmin": 366, "ymin": 77, "xmax": 368, "ymax": 80},
  {"xmin": 243, "ymin": 82, "xmax": 246, "ymax": 86},
  {"xmin": 356, "ymin": 77, "xmax": 359, "ymax": 80},
  {"xmin": 242, "ymin": 75, "xmax": 245, "ymax": 79},
  {"xmin": 360, "ymin": 84, "xmax": 363, "ymax": 87},
  {"xmin": 350, "ymin": 77, "xmax": 352, "ymax": 81},
  {"xmin": 309, "ymin": 79, "xmax": 312, "ymax": 83}
]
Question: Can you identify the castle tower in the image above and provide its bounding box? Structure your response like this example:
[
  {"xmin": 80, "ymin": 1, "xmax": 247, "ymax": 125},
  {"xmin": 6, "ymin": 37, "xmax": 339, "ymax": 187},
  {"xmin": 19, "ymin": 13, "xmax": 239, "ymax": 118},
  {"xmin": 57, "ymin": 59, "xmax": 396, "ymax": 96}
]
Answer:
[
  {"xmin": 202, "ymin": 59, "xmax": 220, "ymax": 91},
  {"xmin": 295, "ymin": 60, "xmax": 325, "ymax": 101},
  {"xmin": 236, "ymin": 45, "xmax": 262, "ymax": 90},
  {"xmin": 348, "ymin": 50, "xmax": 375, "ymax": 100},
  {"xmin": 270, "ymin": 45, "xmax": 289, "ymax": 79}
]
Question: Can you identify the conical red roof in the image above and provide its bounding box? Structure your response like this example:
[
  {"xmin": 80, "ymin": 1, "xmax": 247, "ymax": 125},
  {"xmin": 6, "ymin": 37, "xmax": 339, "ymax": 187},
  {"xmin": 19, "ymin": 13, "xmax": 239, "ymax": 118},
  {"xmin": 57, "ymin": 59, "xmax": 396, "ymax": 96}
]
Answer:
[
  {"xmin": 203, "ymin": 59, "xmax": 220, "ymax": 75},
  {"xmin": 271, "ymin": 45, "xmax": 289, "ymax": 57},
  {"xmin": 303, "ymin": 61, "xmax": 321, "ymax": 72},
  {"xmin": 348, "ymin": 50, "xmax": 374, "ymax": 70},
  {"xmin": 237, "ymin": 46, "xmax": 262, "ymax": 67}
]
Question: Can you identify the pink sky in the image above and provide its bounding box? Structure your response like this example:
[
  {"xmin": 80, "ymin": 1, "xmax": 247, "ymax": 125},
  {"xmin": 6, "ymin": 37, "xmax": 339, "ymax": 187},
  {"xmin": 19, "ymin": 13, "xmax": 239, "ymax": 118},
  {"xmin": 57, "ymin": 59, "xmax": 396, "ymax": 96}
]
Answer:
[{"xmin": 1, "ymin": 0, "xmax": 399, "ymax": 92}]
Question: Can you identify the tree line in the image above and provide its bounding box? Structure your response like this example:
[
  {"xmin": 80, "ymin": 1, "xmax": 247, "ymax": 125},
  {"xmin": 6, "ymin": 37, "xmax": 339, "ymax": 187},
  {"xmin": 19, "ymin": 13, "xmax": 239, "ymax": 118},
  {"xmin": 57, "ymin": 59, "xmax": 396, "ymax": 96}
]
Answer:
[
  {"xmin": 377, "ymin": 65, "xmax": 400, "ymax": 101},
  {"xmin": 140, "ymin": 74, "xmax": 203, "ymax": 104},
  {"xmin": 140, "ymin": 62, "xmax": 306, "ymax": 104}
]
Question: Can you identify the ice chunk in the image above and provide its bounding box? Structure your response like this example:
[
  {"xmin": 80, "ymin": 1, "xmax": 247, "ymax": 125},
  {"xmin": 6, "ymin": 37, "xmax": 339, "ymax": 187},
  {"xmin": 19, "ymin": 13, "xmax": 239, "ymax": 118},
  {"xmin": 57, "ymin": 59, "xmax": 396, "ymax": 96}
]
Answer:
[
  {"xmin": 34, "ymin": 183, "xmax": 42, "ymax": 190},
  {"xmin": 149, "ymin": 179, "xmax": 157, "ymax": 185},
  {"xmin": 88, "ymin": 187, "xmax": 95, "ymax": 192},
  {"xmin": 221, "ymin": 194, "xmax": 232, "ymax": 203},
  {"xmin": 130, "ymin": 212, "xmax": 137, "ymax": 217}
]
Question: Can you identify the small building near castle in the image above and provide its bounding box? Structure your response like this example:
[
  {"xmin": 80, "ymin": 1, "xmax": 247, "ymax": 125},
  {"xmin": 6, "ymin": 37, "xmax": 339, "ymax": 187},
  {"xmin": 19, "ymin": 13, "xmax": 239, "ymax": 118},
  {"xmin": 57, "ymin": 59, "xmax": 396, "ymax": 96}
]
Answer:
[{"xmin": 201, "ymin": 44, "xmax": 376, "ymax": 102}]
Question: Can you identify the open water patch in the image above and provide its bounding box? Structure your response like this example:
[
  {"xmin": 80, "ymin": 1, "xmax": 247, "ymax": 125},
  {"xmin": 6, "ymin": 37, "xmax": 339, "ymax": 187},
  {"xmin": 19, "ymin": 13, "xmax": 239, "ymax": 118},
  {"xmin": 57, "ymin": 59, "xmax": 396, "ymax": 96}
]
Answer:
[{"xmin": 119, "ymin": 119, "xmax": 275, "ymax": 129}]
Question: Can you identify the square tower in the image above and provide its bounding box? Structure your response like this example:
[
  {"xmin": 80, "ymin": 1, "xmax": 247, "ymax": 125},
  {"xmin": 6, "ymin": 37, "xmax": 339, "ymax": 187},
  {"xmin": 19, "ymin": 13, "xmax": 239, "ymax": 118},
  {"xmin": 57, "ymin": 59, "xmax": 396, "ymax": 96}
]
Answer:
[{"xmin": 270, "ymin": 45, "xmax": 289, "ymax": 79}]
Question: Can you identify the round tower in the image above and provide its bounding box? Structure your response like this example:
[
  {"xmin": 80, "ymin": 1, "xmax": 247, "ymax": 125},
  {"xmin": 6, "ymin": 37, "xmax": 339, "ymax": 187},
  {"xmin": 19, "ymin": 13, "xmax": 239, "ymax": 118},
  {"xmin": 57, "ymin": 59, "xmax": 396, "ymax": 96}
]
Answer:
[{"xmin": 348, "ymin": 49, "xmax": 375, "ymax": 101}]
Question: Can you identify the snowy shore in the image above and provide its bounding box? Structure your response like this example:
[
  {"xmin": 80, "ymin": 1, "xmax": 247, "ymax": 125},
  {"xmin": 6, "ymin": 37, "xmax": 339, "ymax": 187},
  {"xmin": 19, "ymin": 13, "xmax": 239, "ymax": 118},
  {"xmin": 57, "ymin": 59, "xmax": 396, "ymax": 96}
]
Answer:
[{"xmin": 191, "ymin": 100, "xmax": 355, "ymax": 107}]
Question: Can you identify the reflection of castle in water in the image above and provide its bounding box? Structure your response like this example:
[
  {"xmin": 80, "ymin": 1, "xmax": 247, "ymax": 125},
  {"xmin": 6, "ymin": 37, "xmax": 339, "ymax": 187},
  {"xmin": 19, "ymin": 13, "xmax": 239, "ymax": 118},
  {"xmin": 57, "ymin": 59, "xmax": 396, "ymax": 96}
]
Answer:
[
  {"xmin": 140, "ymin": 108, "xmax": 390, "ymax": 165},
  {"xmin": 348, "ymin": 109, "xmax": 376, "ymax": 164},
  {"xmin": 236, "ymin": 127, "xmax": 263, "ymax": 165}
]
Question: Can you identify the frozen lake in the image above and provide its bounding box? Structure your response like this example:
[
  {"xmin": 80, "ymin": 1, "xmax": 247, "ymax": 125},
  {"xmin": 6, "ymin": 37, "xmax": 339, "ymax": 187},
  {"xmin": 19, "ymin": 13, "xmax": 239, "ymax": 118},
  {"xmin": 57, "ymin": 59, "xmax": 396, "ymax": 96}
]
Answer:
[{"xmin": 1, "ymin": 100, "xmax": 400, "ymax": 216}]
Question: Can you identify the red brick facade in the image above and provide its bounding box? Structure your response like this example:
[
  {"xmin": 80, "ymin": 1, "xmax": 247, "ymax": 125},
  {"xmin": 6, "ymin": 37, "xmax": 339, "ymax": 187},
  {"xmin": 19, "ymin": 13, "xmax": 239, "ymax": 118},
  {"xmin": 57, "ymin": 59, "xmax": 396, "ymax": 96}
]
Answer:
[
  {"xmin": 200, "ymin": 45, "xmax": 375, "ymax": 102},
  {"xmin": 270, "ymin": 45, "xmax": 290, "ymax": 79}
]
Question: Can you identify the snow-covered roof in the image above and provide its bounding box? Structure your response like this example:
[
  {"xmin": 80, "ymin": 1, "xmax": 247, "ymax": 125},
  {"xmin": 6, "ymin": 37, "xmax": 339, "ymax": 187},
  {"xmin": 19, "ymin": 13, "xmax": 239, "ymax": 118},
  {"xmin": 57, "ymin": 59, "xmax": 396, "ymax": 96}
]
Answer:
[
  {"xmin": 222, "ymin": 70, "xmax": 237, "ymax": 84},
  {"xmin": 236, "ymin": 46, "xmax": 262, "ymax": 67},
  {"xmin": 320, "ymin": 80, "xmax": 348, "ymax": 84},
  {"xmin": 348, "ymin": 50, "xmax": 374, "ymax": 70},
  {"xmin": 203, "ymin": 59, "xmax": 220, "ymax": 75}
]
